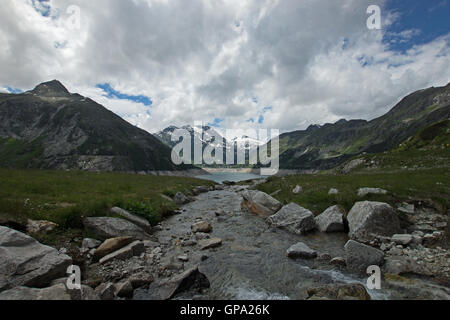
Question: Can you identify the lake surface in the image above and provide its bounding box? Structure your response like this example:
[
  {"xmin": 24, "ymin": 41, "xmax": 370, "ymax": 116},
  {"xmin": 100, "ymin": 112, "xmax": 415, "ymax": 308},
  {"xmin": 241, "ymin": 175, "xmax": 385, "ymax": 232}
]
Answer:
[{"xmin": 195, "ymin": 172, "xmax": 266, "ymax": 184}]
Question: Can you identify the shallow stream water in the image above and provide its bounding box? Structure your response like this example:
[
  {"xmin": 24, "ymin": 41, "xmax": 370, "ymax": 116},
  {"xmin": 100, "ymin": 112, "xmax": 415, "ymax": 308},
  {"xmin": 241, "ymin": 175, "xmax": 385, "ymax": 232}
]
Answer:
[{"xmin": 152, "ymin": 187, "xmax": 394, "ymax": 300}]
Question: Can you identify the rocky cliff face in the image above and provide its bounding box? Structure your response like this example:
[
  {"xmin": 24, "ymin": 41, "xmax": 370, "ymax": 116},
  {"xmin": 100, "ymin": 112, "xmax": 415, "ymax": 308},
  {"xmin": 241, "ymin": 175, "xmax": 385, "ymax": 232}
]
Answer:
[
  {"xmin": 268, "ymin": 83, "xmax": 450, "ymax": 170},
  {"xmin": 0, "ymin": 80, "xmax": 188, "ymax": 172}
]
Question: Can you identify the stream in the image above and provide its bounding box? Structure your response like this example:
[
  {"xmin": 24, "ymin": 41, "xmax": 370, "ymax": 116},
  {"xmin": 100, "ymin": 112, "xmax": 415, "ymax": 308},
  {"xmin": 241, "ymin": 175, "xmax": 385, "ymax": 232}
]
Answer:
[{"xmin": 147, "ymin": 186, "xmax": 393, "ymax": 300}]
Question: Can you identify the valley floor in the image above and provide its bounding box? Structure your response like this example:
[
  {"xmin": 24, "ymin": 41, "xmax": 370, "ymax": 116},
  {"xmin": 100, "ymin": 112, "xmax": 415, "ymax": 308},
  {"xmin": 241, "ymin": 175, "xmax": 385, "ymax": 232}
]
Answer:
[{"xmin": 0, "ymin": 168, "xmax": 449, "ymax": 300}]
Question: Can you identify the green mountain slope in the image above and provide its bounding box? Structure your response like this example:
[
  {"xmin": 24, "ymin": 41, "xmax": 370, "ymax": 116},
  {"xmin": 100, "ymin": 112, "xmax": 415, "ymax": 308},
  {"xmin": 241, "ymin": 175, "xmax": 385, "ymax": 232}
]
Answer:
[
  {"xmin": 0, "ymin": 80, "xmax": 188, "ymax": 172},
  {"xmin": 270, "ymin": 83, "xmax": 450, "ymax": 170},
  {"xmin": 339, "ymin": 118, "xmax": 450, "ymax": 173}
]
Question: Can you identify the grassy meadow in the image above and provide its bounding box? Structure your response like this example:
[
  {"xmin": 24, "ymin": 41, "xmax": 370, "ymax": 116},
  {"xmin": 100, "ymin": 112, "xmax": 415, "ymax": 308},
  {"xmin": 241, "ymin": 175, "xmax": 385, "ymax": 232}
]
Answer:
[
  {"xmin": 254, "ymin": 168, "xmax": 450, "ymax": 216},
  {"xmin": 0, "ymin": 169, "xmax": 214, "ymax": 244}
]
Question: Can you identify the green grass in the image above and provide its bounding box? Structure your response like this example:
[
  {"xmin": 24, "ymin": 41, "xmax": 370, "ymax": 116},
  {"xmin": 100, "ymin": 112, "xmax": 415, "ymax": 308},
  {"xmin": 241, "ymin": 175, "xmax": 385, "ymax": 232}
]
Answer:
[
  {"xmin": 0, "ymin": 168, "xmax": 214, "ymax": 244},
  {"xmin": 255, "ymin": 168, "xmax": 450, "ymax": 216}
]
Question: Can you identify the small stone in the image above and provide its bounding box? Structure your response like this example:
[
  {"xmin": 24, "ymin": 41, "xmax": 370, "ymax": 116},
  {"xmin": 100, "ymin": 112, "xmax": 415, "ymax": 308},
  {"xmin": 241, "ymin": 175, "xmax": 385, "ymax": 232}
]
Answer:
[
  {"xmin": 178, "ymin": 255, "xmax": 189, "ymax": 262},
  {"xmin": 195, "ymin": 232, "xmax": 210, "ymax": 240},
  {"xmin": 152, "ymin": 247, "xmax": 162, "ymax": 254},
  {"xmin": 82, "ymin": 238, "xmax": 101, "ymax": 250},
  {"xmin": 330, "ymin": 257, "xmax": 347, "ymax": 267},
  {"xmin": 191, "ymin": 221, "xmax": 212, "ymax": 233},
  {"xmin": 181, "ymin": 240, "xmax": 197, "ymax": 247},
  {"xmin": 95, "ymin": 282, "xmax": 115, "ymax": 300},
  {"xmin": 328, "ymin": 188, "xmax": 339, "ymax": 195},
  {"xmin": 199, "ymin": 238, "xmax": 222, "ymax": 250},
  {"xmin": 173, "ymin": 192, "xmax": 189, "ymax": 205},
  {"xmin": 286, "ymin": 242, "xmax": 317, "ymax": 259},
  {"xmin": 26, "ymin": 219, "xmax": 58, "ymax": 234},
  {"xmin": 115, "ymin": 281, "xmax": 134, "ymax": 298},
  {"xmin": 392, "ymin": 234, "xmax": 413, "ymax": 246},
  {"xmin": 292, "ymin": 185, "xmax": 303, "ymax": 194}
]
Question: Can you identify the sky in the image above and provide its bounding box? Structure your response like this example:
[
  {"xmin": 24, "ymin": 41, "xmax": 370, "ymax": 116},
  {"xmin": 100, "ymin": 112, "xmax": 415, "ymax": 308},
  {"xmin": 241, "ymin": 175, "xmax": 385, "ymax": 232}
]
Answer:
[{"xmin": 0, "ymin": 0, "xmax": 449, "ymax": 135}]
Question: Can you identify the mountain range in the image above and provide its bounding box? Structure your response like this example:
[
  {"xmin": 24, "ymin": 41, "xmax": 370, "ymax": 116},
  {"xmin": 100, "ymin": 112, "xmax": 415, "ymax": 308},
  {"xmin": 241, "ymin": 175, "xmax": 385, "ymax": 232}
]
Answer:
[
  {"xmin": 0, "ymin": 80, "xmax": 189, "ymax": 172},
  {"xmin": 155, "ymin": 125, "xmax": 264, "ymax": 165},
  {"xmin": 0, "ymin": 80, "xmax": 448, "ymax": 172},
  {"xmin": 263, "ymin": 82, "xmax": 450, "ymax": 170}
]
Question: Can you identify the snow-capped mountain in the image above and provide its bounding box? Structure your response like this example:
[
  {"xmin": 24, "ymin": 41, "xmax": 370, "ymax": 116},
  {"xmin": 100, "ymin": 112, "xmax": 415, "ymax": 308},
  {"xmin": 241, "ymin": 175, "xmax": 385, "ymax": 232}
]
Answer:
[{"xmin": 155, "ymin": 125, "xmax": 265, "ymax": 165}]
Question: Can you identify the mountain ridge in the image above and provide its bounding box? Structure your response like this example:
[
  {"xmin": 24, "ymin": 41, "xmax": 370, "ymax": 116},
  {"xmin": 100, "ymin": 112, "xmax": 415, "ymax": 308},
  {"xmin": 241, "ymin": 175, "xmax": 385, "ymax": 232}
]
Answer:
[
  {"xmin": 0, "ymin": 80, "xmax": 191, "ymax": 172},
  {"xmin": 266, "ymin": 82, "xmax": 450, "ymax": 170}
]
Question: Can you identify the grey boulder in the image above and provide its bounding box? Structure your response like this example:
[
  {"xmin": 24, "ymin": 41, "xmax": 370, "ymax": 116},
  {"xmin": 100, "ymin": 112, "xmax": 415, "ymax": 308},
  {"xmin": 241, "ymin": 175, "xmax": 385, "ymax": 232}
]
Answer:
[
  {"xmin": 135, "ymin": 265, "xmax": 209, "ymax": 300},
  {"xmin": 315, "ymin": 205, "xmax": 345, "ymax": 233},
  {"xmin": 110, "ymin": 207, "xmax": 152, "ymax": 233},
  {"xmin": 0, "ymin": 284, "xmax": 71, "ymax": 300},
  {"xmin": 0, "ymin": 226, "xmax": 72, "ymax": 292},
  {"xmin": 83, "ymin": 217, "xmax": 151, "ymax": 241},
  {"xmin": 241, "ymin": 190, "xmax": 282, "ymax": 218},
  {"xmin": 347, "ymin": 201, "xmax": 402, "ymax": 242},
  {"xmin": 344, "ymin": 240, "xmax": 384, "ymax": 275},
  {"xmin": 267, "ymin": 203, "xmax": 316, "ymax": 235}
]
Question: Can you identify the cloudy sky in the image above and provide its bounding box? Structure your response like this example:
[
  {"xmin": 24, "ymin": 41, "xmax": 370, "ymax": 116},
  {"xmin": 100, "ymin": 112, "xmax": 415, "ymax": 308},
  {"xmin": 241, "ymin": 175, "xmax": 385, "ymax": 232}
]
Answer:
[{"xmin": 1, "ymin": 0, "xmax": 449, "ymax": 134}]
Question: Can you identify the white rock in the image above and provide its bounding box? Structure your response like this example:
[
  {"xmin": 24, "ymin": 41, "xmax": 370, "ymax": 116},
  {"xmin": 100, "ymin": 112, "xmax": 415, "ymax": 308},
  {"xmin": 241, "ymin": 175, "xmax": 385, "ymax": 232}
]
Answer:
[
  {"xmin": 357, "ymin": 188, "xmax": 388, "ymax": 197},
  {"xmin": 292, "ymin": 185, "xmax": 303, "ymax": 194}
]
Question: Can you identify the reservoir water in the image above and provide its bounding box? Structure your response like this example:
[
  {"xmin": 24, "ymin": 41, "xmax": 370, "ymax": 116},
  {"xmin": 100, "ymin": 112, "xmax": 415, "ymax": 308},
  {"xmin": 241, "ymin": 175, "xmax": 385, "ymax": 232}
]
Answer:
[{"xmin": 196, "ymin": 172, "xmax": 266, "ymax": 184}]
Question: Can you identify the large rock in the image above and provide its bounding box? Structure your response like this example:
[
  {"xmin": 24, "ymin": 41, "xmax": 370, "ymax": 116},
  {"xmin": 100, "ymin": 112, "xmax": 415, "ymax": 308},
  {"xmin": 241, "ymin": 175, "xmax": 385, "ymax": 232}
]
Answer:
[
  {"xmin": 0, "ymin": 284, "xmax": 71, "ymax": 300},
  {"xmin": 307, "ymin": 283, "xmax": 371, "ymax": 300},
  {"xmin": 347, "ymin": 201, "xmax": 402, "ymax": 242},
  {"xmin": 241, "ymin": 190, "xmax": 282, "ymax": 217},
  {"xmin": 344, "ymin": 240, "xmax": 384, "ymax": 275},
  {"xmin": 0, "ymin": 226, "xmax": 72, "ymax": 292},
  {"xmin": 83, "ymin": 217, "xmax": 151, "ymax": 241},
  {"xmin": 267, "ymin": 203, "xmax": 316, "ymax": 235},
  {"xmin": 93, "ymin": 237, "xmax": 134, "ymax": 261},
  {"xmin": 315, "ymin": 205, "xmax": 345, "ymax": 233},
  {"xmin": 135, "ymin": 265, "xmax": 210, "ymax": 300},
  {"xmin": 110, "ymin": 207, "xmax": 152, "ymax": 233},
  {"xmin": 286, "ymin": 242, "xmax": 317, "ymax": 259}
]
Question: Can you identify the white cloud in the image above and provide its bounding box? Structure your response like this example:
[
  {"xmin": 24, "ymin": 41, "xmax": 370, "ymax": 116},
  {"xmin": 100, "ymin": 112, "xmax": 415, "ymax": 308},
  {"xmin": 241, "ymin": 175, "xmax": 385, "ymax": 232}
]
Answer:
[{"xmin": 0, "ymin": 0, "xmax": 449, "ymax": 134}]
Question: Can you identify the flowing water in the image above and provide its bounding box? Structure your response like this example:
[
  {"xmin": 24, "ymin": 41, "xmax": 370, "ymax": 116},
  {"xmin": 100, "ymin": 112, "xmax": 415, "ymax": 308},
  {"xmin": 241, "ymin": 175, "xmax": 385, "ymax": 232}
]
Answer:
[
  {"xmin": 136, "ymin": 184, "xmax": 450, "ymax": 300},
  {"xmin": 151, "ymin": 186, "xmax": 394, "ymax": 300}
]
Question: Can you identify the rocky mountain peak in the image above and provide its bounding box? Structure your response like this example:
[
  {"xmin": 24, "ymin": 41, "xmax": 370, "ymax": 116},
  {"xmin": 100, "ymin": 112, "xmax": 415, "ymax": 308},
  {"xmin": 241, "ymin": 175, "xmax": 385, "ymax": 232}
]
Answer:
[{"xmin": 29, "ymin": 80, "xmax": 70, "ymax": 97}]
